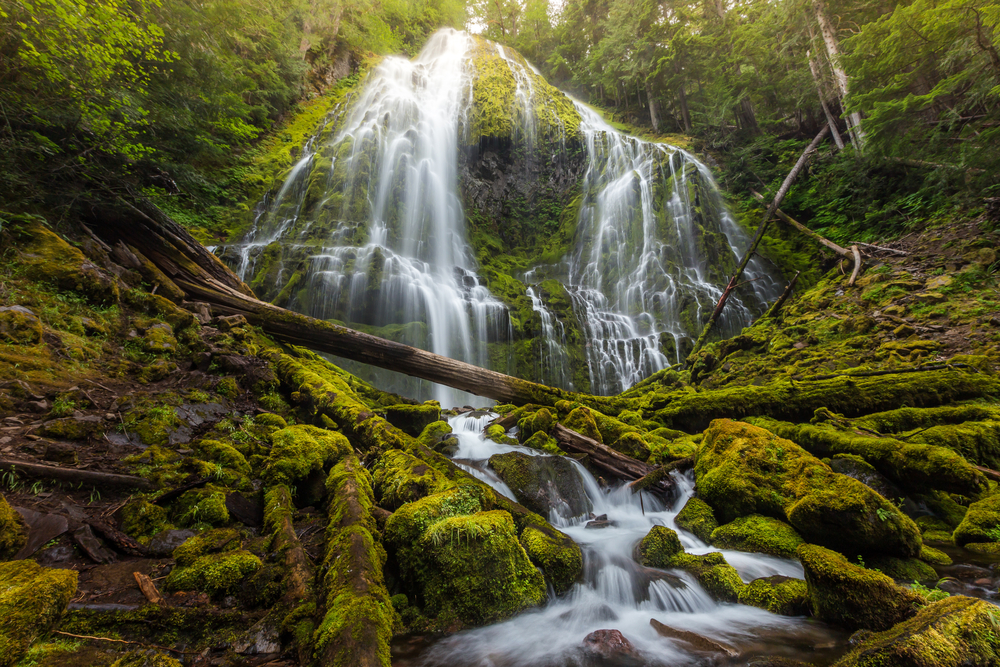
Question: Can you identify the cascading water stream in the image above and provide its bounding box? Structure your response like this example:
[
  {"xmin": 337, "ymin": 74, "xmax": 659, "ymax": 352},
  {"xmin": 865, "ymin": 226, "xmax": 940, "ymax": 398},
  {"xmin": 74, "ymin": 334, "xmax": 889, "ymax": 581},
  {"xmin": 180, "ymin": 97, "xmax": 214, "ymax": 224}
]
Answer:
[{"xmin": 396, "ymin": 413, "xmax": 847, "ymax": 666}]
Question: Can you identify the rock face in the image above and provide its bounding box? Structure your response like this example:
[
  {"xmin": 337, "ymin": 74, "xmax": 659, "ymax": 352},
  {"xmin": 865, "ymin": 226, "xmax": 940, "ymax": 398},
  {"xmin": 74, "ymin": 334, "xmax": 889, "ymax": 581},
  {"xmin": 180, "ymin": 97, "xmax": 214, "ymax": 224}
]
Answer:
[
  {"xmin": 832, "ymin": 595, "xmax": 1000, "ymax": 667},
  {"xmin": 0, "ymin": 560, "xmax": 78, "ymax": 665},
  {"xmin": 696, "ymin": 419, "xmax": 922, "ymax": 558},
  {"xmin": 488, "ymin": 450, "xmax": 590, "ymax": 518},
  {"xmin": 797, "ymin": 544, "xmax": 923, "ymax": 631}
]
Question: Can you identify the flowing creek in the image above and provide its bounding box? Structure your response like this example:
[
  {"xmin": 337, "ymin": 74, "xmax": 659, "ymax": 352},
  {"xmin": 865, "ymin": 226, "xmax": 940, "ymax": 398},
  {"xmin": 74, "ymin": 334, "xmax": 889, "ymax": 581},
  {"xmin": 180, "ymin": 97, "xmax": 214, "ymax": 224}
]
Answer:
[{"xmin": 392, "ymin": 413, "xmax": 851, "ymax": 666}]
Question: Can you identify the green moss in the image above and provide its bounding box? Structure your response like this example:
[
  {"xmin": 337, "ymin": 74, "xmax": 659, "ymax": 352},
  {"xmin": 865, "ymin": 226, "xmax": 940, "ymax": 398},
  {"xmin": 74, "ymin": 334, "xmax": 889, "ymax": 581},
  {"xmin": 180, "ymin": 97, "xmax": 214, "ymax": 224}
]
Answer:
[
  {"xmin": 165, "ymin": 550, "xmax": 262, "ymax": 596},
  {"xmin": 174, "ymin": 489, "xmax": 230, "ymax": 528},
  {"xmin": 865, "ymin": 556, "xmax": 938, "ymax": 581},
  {"xmin": 697, "ymin": 420, "xmax": 921, "ymax": 558},
  {"xmin": 797, "ymin": 544, "xmax": 923, "ymax": 631},
  {"xmin": 0, "ymin": 560, "xmax": 78, "ymax": 666},
  {"xmin": 172, "ymin": 528, "xmax": 240, "ymax": 567},
  {"xmin": 666, "ymin": 551, "xmax": 745, "ymax": 602},
  {"xmin": 120, "ymin": 499, "xmax": 170, "ymax": 539},
  {"xmin": 517, "ymin": 407, "xmax": 555, "ymax": 443},
  {"xmin": 750, "ymin": 417, "xmax": 987, "ymax": 498},
  {"xmin": 831, "ymin": 595, "xmax": 1000, "ymax": 667},
  {"xmin": 263, "ymin": 424, "xmax": 351, "ymax": 486},
  {"xmin": 952, "ymin": 492, "xmax": 1000, "ymax": 546},
  {"xmin": 518, "ymin": 526, "xmax": 582, "ymax": 594},
  {"xmin": 0, "ymin": 307, "xmax": 43, "ymax": 345},
  {"xmin": 647, "ymin": 434, "xmax": 699, "ymax": 464},
  {"xmin": 196, "ymin": 439, "xmax": 250, "ymax": 475},
  {"xmin": 962, "ymin": 541, "xmax": 1000, "ymax": 556},
  {"xmin": 915, "ymin": 490, "xmax": 969, "ymax": 528},
  {"xmin": 255, "ymin": 413, "xmax": 288, "ymax": 429},
  {"xmin": 372, "ymin": 448, "xmax": 454, "ymax": 510},
  {"xmin": 488, "ymin": 450, "xmax": 589, "ymax": 518},
  {"xmin": 484, "ymin": 423, "xmax": 518, "ymax": 446},
  {"xmin": 126, "ymin": 405, "xmax": 182, "ymax": 448},
  {"xmin": 674, "ymin": 497, "xmax": 718, "ymax": 542},
  {"xmin": 562, "ymin": 406, "xmax": 603, "ymax": 442},
  {"xmin": 637, "ymin": 525, "xmax": 682, "ymax": 567},
  {"xmin": 110, "ymin": 651, "xmax": 182, "ymax": 667},
  {"xmin": 142, "ymin": 323, "xmax": 177, "ymax": 355},
  {"xmin": 919, "ymin": 544, "xmax": 952, "ymax": 566},
  {"xmin": 710, "ymin": 515, "xmax": 804, "ymax": 558},
  {"xmin": 738, "ymin": 576, "xmax": 809, "ymax": 616},
  {"xmin": 521, "ymin": 430, "xmax": 565, "ymax": 455},
  {"xmin": 216, "ymin": 377, "xmax": 239, "ymax": 399},
  {"xmin": 384, "ymin": 403, "xmax": 440, "ymax": 437},
  {"xmin": 0, "ymin": 495, "xmax": 27, "ymax": 558}
]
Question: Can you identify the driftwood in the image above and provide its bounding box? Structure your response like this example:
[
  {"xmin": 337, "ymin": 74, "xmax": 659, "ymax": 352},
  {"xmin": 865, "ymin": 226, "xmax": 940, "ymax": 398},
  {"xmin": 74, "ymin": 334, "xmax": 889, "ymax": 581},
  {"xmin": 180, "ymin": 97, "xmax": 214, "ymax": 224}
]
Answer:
[
  {"xmin": 552, "ymin": 425, "xmax": 673, "ymax": 498},
  {"xmin": 688, "ymin": 126, "xmax": 830, "ymax": 362},
  {"xmin": 848, "ymin": 245, "xmax": 863, "ymax": 286},
  {"xmin": 628, "ymin": 457, "xmax": 693, "ymax": 494},
  {"xmin": 851, "ymin": 241, "xmax": 909, "ymax": 257},
  {"xmin": 749, "ymin": 190, "xmax": 851, "ymax": 258},
  {"xmin": 764, "ymin": 271, "xmax": 801, "ymax": 319},
  {"xmin": 0, "ymin": 459, "xmax": 153, "ymax": 489},
  {"xmin": 133, "ymin": 572, "xmax": 164, "ymax": 605}
]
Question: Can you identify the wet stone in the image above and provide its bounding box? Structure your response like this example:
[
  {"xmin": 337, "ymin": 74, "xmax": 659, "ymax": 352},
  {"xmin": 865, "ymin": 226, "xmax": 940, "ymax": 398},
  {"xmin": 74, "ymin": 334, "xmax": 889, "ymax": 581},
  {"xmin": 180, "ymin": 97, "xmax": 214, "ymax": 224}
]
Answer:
[
  {"xmin": 582, "ymin": 629, "xmax": 642, "ymax": 664},
  {"xmin": 147, "ymin": 529, "xmax": 197, "ymax": 557}
]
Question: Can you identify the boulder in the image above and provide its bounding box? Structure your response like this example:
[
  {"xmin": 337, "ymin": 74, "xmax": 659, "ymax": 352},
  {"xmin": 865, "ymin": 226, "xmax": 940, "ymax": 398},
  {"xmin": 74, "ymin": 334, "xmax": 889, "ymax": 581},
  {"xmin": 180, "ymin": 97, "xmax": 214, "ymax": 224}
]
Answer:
[
  {"xmin": 737, "ymin": 575, "xmax": 809, "ymax": 616},
  {"xmin": 637, "ymin": 525, "xmax": 683, "ymax": 568},
  {"xmin": 0, "ymin": 306, "xmax": 43, "ymax": 345},
  {"xmin": 674, "ymin": 497, "xmax": 718, "ymax": 542},
  {"xmin": 665, "ymin": 551, "xmax": 745, "ymax": 602},
  {"xmin": 710, "ymin": 514, "xmax": 804, "ymax": 558},
  {"xmin": 798, "ymin": 544, "xmax": 923, "ymax": 631},
  {"xmin": 561, "ymin": 406, "xmax": 603, "ymax": 442},
  {"xmin": 165, "ymin": 550, "xmax": 262, "ymax": 596},
  {"xmin": 952, "ymin": 492, "xmax": 1000, "ymax": 547},
  {"xmin": 518, "ymin": 525, "xmax": 581, "ymax": 594},
  {"xmin": 832, "ymin": 595, "xmax": 1000, "ymax": 667},
  {"xmin": 0, "ymin": 560, "xmax": 78, "ymax": 666},
  {"xmin": 488, "ymin": 450, "xmax": 589, "ymax": 518},
  {"xmin": 582, "ymin": 629, "xmax": 642, "ymax": 663},
  {"xmin": 372, "ymin": 448, "xmax": 454, "ymax": 510},
  {"xmin": 697, "ymin": 420, "xmax": 921, "ymax": 558},
  {"xmin": 384, "ymin": 403, "xmax": 440, "ymax": 437}
]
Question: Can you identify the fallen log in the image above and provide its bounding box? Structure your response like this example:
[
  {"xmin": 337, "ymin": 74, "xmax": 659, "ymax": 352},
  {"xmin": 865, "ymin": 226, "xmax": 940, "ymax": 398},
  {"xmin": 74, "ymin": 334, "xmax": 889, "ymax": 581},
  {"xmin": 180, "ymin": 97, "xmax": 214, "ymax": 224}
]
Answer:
[
  {"xmin": 628, "ymin": 457, "xmax": 693, "ymax": 494},
  {"xmin": 0, "ymin": 459, "xmax": 153, "ymax": 490},
  {"xmin": 552, "ymin": 425, "xmax": 674, "ymax": 498},
  {"xmin": 749, "ymin": 190, "xmax": 851, "ymax": 258},
  {"xmin": 850, "ymin": 241, "xmax": 909, "ymax": 256},
  {"xmin": 973, "ymin": 465, "xmax": 1000, "ymax": 483},
  {"xmin": 848, "ymin": 244, "xmax": 863, "ymax": 286},
  {"xmin": 688, "ymin": 126, "xmax": 830, "ymax": 363}
]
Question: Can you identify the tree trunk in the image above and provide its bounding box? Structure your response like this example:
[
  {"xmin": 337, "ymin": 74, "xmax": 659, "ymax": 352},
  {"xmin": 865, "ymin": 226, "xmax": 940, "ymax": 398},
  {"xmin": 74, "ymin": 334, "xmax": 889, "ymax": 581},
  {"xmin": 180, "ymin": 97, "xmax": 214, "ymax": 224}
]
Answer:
[
  {"xmin": 552, "ymin": 425, "xmax": 674, "ymax": 498},
  {"xmin": 676, "ymin": 64, "xmax": 693, "ymax": 133},
  {"xmin": 645, "ymin": 79, "xmax": 661, "ymax": 132},
  {"xmin": 808, "ymin": 51, "xmax": 845, "ymax": 150},
  {"xmin": 812, "ymin": 0, "xmax": 865, "ymax": 151}
]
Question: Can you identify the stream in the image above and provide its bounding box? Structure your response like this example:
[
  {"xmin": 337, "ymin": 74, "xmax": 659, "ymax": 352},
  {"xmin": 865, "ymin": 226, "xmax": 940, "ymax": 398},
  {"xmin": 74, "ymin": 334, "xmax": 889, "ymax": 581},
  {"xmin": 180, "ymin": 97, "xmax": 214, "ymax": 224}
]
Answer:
[{"xmin": 392, "ymin": 413, "xmax": 851, "ymax": 666}]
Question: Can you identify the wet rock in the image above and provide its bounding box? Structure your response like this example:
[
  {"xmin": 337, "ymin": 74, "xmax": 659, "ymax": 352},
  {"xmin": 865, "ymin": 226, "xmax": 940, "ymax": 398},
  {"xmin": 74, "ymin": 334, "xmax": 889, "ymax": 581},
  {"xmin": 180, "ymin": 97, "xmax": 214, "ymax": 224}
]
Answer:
[
  {"xmin": 833, "ymin": 595, "xmax": 1000, "ymax": 666},
  {"xmin": 710, "ymin": 514, "xmax": 804, "ymax": 558},
  {"xmin": 384, "ymin": 402, "xmax": 441, "ymax": 436},
  {"xmin": 674, "ymin": 497, "xmax": 718, "ymax": 542},
  {"xmin": 828, "ymin": 455, "xmax": 903, "ymax": 501},
  {"xmin": 664, "ymin": 551, "xmax": 745, "ymax": 602},
  {"xmin": 798, "ymin": 544, "xmax": 923, "ymax": 631},
  {"xmin": 650, "ymin": 618, "xmax": 738, "ymax": 656},
  {"xmin": 147, "ymin": 529, "xmax": 196, "ymax": 557},
  {"xmin": 0, "ymin": 560, "xmax": 78, "ymax": 666},
  {"xmin": 518, "ymin": 525, "xmax": 583, "ymax": 595},
  {"xmin": 14, "ymin": 508, "xmax": 69, "ymax": 559},
  {"xmin": 36, "ymin": 543, "xmax": 75, "ymax": 564},
  {"xmin": 232, "ymin": 618, "xmax": 281, "ymax": 655},
  {"xmin": 0, "ymin": 305, "xmax": 43, "ymax": 345},
  {"xmin": 73, "ymin": 524, "xmax": 116, "ymax": 564},
  {"xmin": 44, "ymin": 441, "xmax": 79, "ymax": 465},
  {"xmin": 39, "ymin": 414, "xmax": 105, "ymax": 440},
  {"xmin": 637, "ymin": 525, "xmax": 682, "ymax": 567},
  {"xmin": 585, "ymin": 519, "xmax": 613, "ymax": 529},
  {"xmin": 738, "ymin": 575, "xmax": 809, "ymax": 616},
  {"xmin": 488, "ymin": 450, "xmax": 590, "ymax": 518},
  {"xmin": 581, "ymin": 629, "xmax": 642, "ymax": 663},
  {"xmin": 225, "ymin": 493, "xmax": 262, "ymax": 527}
]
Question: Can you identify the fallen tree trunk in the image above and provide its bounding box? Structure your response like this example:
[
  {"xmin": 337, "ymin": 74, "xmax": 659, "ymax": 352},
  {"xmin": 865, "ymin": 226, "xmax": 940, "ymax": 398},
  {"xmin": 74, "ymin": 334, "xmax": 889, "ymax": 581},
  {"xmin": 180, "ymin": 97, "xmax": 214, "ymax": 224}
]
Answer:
[
  {"xmin": 687, "ymin": 126, "xmax": 830, "ymax": 363},
  {"xmin": 749, "ymin": 190, "xmax": 850, "ymax": 258},
  {"xmin": 628, "ymin": 457, "xmax": 693, "ymax": 494},
  {"xmin": 0, "ymin": 459, "xmax": 153, "ymax": 489},
  {"xmin": 552, "ymin": 425, "xmax": 674, "ymax": 498}
]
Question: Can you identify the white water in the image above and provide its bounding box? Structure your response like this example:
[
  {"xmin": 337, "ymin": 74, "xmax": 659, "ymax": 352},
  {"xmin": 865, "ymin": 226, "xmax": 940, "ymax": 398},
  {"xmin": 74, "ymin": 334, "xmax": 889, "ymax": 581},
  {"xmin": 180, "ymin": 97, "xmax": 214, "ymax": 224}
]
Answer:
[{"xmin": 406, "ymin": 414, "xmax": 838, "ymax": 666}]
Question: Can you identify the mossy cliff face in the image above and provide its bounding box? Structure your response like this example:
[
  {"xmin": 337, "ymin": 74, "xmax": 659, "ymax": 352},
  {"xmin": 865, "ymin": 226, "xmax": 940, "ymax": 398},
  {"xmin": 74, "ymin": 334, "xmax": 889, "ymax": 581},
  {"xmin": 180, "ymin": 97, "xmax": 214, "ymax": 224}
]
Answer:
[{"xmin": 696, "ymin": 420, "xmax": 922, "ymax": 558}]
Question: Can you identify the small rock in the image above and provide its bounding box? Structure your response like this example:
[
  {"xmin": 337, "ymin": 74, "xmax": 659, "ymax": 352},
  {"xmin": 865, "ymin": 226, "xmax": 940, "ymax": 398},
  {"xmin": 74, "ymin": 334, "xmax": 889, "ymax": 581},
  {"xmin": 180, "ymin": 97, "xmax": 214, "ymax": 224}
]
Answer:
[
  {"xmin": 214, "ymin": 314, "xmax": 249, "ymax": 332},
  {"xmin": 585, "ymin": 520, "xmax": 614, "ymax": 529},
  {"xmin": 72, "ymin": 525, "xmax": 116, "ymax": 564},
  {"xmin": 35, "ymin": 543, "xmax": 75, "ymax": 564},
  {"xmin": 925, "ymin": 275, "xmax": 953, "ymax": 290},
  {"xmin": 43, "ymin": 442, "xmax": 79, "ymax": 466},
  {"xmin": 24, "ymin": 400, "xmax": 50, "ymax": 413},
  {"xmin": 893, "ymin": 323, "xmax": 915, "ymax": 338},
  {"xmin": 582, "ymin": 629, "xmax": 642, "ymax": 662},
  {"xmin": 147, "ymin": 529, "xmax": 197, "ymax": 557},
  {"xmin": 14, "ymin": 509, "xmax": 70, "ymax": 559},
  {"xmin": 793, "ymin": 341, "xmax": 808, "ymax": 350}
]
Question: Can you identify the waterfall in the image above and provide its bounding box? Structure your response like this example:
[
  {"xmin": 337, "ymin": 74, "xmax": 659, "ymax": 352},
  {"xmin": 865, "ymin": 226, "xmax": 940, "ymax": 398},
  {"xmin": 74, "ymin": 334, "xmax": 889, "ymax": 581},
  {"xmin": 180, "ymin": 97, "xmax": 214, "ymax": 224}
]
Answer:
[{"xmin": 223, "ymin": 28, "xmax": 782, "ymax": 403}]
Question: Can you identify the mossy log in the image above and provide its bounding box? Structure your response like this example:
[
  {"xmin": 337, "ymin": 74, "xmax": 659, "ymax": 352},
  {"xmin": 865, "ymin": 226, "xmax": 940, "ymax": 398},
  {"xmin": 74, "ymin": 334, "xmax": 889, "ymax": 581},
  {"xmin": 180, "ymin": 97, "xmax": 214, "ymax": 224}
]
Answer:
[
  {"xmin": 552, "ymin": 424, "xmax": 674, "ymax": 498},
  {"xmin": 0, "ymin": 459, "xmax": 154, "ymax": 489}
]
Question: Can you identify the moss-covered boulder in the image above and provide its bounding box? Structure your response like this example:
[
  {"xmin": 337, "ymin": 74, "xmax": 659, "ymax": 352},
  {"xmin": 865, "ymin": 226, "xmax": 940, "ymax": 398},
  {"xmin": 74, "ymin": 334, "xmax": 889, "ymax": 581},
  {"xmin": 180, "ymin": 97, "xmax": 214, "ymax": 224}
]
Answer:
[
  {"xmin": 165, "ymin": 550, "xmax": 262, "ymax": 596},
  {"xmin": 918, "ymin": 544, "xmax": 952, "ymax": 566},
  {"xmin": 196, "ymin": 439, "xmax": 250, "ymax": 475},
  {"xmin": 174, "ymin": 488, "xmax": 230, "ymax": 527},
  {"xmin": 120, "ymin": 498, "xmax": 170, "ymax": 539},
  {"xmin": 263, "ymin": 424, "xmax": 351, "ymax": 486},
  {"xmin": 372, "ymin": 448, "xmax": 454, "ymax": 510},
  {"xmin": 385, "ymin": 486, "xmax": 547, "ymax": 625},
  {"xmin": 797, "ymin": 544, "xmax": 923, "ymax": 631},
  {"xmin": 0, "ymin": 560, "xmax": 78, "ymax": 666},
  {"xmin": 110, "ymin": 651, "xmax": 183, "ymax": 667},
  {"xmin": 0, "ymin": 306, "xmax": 43, "ymax": 345},
  {"xmin": 612, "ymin": 432, "xmax": 651, "ymax": 461},
  {"xmin": 384, "ymin": 403, "xmax": 440, "ymax": 437},
  {"xmin": 697, "ymin": 420, "xmax": 921, "ymax": 558},
  {"xmin": 518, "ymin": 525, "xmax": 581, "ymax": 594},
  {"xmin": 517, "ymin": 407, "xmax": 555, "ymax": 443},
  {"xmin": 832, "ymin": 595, "xmax": 1000, "ymax": 667},
  {"xmin": 952, "ymin": 492, "xmax": 1000, "ymax": 547},
  {"xmin": 488, "ymin": 451, "xmax": 589, "ymax": 518},
  {"xmin": 865, "ymin": 556, "xmax": 938, "ymax": 582},
  {"xmin": 637, "ymin": 525, "xmax": 683, "ymax": 568},
  {"xmin": 710, "ymin": 515, "xmax": 804, "ymax": 558},
  {"xmin": 674, "ymin": 497, "xmax": 718, "ymax": 542},
  {"xmin": 172, "ymin": 527, "xmax": 240, "ymax": 566},
  {"xmin": 561, "ymin": 406, "xmax": 603, "ymax": 442},
  {"xmin": 666, "ymin": 551, "xmax": 745, "ymax": 602},
  {"xmin": 738, "ymin": 575, "xmax": 809, "ymax": 616},
  {"xmin": 0, "ymin": 496, "xmax": 27, "ymax": 559},
  {"xmin": 143, "ymin": 322, "xmax": 177, "ymax": 354}
]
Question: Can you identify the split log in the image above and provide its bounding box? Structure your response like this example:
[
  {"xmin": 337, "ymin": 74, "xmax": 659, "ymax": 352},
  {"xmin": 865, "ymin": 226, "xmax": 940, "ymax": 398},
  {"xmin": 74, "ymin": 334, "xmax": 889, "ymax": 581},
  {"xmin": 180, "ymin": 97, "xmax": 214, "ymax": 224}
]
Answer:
[
  {"xmin": 749, "ymin": 190, "xmax": 851, "ymax": 258},
  {"xmin": 552, "ymin": 425, "xmax": 674, "ymax": 498},
  {"xmin": 133, "ymin": 572, "xmax": 164, "ymax": 605},
  {"xmin": 628, "ymin": 457, "xmax": 693, "ymax": 494},
  {"xmin": 0, "ymin": 459, "xmax": 153, "ymax": 489},
  {"xmin": 688, "ymin": 126, "xmax": 830, "ymax": 362},
  {"xmin": 764, "ymin": 271, "xmax": 801, "ymax": 319}
]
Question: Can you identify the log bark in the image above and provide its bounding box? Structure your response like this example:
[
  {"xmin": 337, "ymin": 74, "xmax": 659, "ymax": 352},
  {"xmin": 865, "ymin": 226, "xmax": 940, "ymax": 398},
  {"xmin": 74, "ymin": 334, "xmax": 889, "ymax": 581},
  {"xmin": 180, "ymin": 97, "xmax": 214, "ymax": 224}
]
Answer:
[
  {"xmin": 552, "ymin": 425, "xmax": 674, "ymax": 498},
  {"xmin": 749, "ymin": 189, "xmax": 851, "ymax": 257},
  {"xmin": 628, "ymin": 457, "xmax": 693, "ymax": 494},
  {"xmin": 808, "ymin": 51, "xmax": 845, "ymax": 150},
  {"xmin": 687, "ymin": 126, "xmax": 829, "ymax": 362},
  {"xmin": 645, "ymin": 79, "xmax": 661, "ymax": 133},
  {"xmin": 0, "ymin": 459, "xmax": 153, "ymax": 489},
  {"xmin": 851, "ymin": 241, "xmax": 909, "ymax": 256}
]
